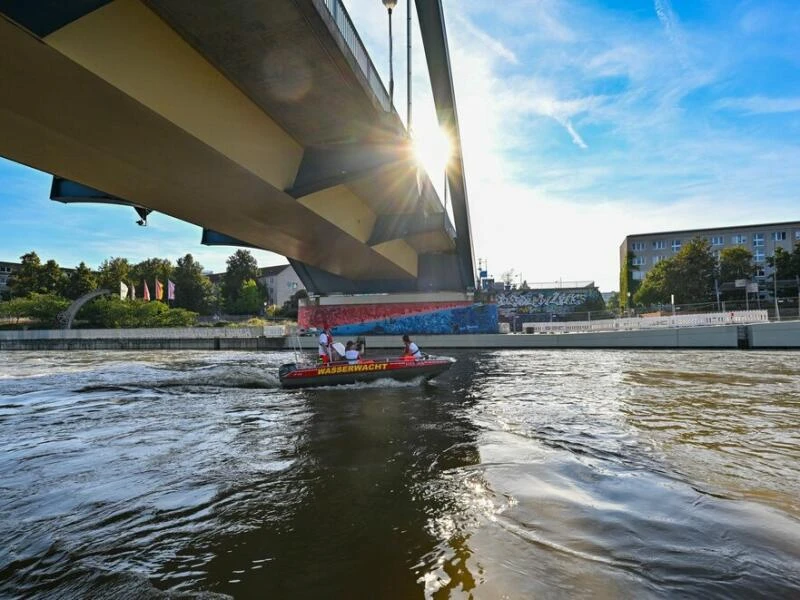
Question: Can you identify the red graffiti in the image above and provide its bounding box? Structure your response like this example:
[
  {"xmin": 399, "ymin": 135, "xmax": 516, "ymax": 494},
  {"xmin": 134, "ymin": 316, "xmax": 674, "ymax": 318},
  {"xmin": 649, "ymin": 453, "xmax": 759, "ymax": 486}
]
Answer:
[{"xmin": 299, "ymin": 301, "xmax": 471, "ymax": 328}]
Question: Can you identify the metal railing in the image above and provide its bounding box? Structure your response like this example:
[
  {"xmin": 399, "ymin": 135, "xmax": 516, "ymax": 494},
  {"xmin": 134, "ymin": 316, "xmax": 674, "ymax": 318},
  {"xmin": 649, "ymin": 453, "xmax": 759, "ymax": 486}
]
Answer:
[
  {"xmin": 315, "ymin": 0, "xmax": 392, "ymax": 112},
  {"xmin": 521, "ymin": 310, "xmax": 768, "ymax": 335},
  {"xmin": 0, "ymin": 326, "xmax": 287, "ymax": 340}
]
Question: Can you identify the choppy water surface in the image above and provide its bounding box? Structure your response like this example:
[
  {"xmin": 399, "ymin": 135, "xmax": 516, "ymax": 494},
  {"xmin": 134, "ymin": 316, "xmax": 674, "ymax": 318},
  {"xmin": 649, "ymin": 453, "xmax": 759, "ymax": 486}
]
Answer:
[{"xmin": 1, "ymin": 349, "xmax": 799, "ymax": 599}]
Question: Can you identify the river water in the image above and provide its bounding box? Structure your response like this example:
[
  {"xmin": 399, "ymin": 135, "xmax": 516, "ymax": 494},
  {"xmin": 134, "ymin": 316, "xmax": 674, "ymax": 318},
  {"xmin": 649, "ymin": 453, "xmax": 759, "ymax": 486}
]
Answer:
[{"xmin": 0, "ymin": 349, "xmax": 798, "ymax": 599}]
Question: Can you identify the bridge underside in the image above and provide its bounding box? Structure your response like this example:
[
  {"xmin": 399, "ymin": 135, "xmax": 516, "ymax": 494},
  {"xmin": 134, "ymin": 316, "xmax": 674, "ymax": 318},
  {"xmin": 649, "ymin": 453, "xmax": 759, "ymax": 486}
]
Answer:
[{"xmin": 0, "ymin": 0, "xmax": 473, "ymax": 293}]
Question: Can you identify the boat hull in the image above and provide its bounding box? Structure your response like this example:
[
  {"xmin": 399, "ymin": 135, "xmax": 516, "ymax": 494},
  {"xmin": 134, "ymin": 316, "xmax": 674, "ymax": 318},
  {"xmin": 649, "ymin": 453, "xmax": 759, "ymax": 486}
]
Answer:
[{"xmin": 279, "ymin": 358, "xmax": 454, "ymax": 389}]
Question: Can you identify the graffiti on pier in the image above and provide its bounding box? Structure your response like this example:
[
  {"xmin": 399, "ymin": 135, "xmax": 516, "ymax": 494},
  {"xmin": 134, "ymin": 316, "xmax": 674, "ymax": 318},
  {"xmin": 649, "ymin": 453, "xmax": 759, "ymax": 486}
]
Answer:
[{"xmin": 496, "ymin": 287, "xmax": 603, "ymax": 319}]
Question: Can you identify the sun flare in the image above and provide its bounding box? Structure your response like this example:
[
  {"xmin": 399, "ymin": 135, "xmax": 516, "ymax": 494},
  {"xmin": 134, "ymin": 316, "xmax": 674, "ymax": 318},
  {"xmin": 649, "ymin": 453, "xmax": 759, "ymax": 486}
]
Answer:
[{"xmin": 412, "ymin": 126, "xmax": 452, "ymax": 181}]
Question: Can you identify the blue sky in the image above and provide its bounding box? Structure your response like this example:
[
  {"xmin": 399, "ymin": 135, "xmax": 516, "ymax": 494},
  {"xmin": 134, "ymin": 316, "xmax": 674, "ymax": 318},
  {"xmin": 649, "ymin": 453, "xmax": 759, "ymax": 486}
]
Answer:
[
  {"xmin": 0, "ymin": 160, "xmax": 285, "ymax": 276},
  {"xmin": 2, "ymin": 0, "xmax": 799, "ymax": 290}
]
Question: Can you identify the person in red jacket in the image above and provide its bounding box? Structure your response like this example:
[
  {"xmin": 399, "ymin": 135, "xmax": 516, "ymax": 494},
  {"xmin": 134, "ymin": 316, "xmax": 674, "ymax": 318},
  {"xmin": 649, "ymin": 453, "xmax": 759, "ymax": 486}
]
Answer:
[{"xmin": 318, "ymin": 326, "xmax": 333, "ymax": 364}]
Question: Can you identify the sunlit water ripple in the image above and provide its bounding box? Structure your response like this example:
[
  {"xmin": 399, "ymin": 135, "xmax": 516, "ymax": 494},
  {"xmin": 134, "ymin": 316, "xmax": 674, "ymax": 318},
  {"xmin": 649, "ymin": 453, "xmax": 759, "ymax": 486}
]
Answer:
[{"xmin": 0, "ymin": 349, "xmax": 798, "ymax": 599}]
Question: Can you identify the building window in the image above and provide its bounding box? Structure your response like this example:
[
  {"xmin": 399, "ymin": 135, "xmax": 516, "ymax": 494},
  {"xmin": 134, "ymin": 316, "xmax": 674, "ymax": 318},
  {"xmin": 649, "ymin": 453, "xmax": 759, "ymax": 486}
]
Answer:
[
  {"xmin": 671, "ymin": 240, "xmax": 682, "ymax": 252},
  {"xmin": 794, "ymin": 231, "xmax": 800, "ymax": 240},
  {"xmin": 653, "ymin": 255, "xmax": 667, "ymax": 265},
  {"xmin": 632, "ymin": 271, "xmax": 644, "ymax": 281},
  {"xmin": 0, "ymin": 276, "xmax": 6, "ymax": 284},
  {"xmin": 631, "ymin": 241, "xmax": 646, "ymax": 251},
  {"xmin": 772, "ymin": 231, "xmax": 787, "ymax": 241},
  {"xmin": 732, "ymin": 234, "xmax": 746, "ymax": 245},
  {"xmin": 632, "ymin": 256, "xmax": 645, "ymax": 266},
  {"xmin": 754, "ymin": 249, "xmax": 765, "ymax": 262},
  {"xmin": 711, "ymin": 236, "xmax": 724, "ymax": 246},
  {"xmin": 652, "ymin": 240, "xmax": 666, "ymax": 250},
  {"xmin": 753, "ymin": 233, "xmax": 764, "ymax": 247}
]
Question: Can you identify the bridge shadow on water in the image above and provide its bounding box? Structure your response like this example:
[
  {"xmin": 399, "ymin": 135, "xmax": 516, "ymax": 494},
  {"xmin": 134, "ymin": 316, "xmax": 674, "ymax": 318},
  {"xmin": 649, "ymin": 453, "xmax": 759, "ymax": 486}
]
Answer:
[{"xmin": 179, "ymin": 358, "xmax": 485, "ymax": 599}]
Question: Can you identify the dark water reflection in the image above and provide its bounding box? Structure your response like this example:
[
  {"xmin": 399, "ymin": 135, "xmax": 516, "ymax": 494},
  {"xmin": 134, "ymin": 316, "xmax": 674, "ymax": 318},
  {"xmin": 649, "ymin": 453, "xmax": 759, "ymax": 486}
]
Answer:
[{"xmin": 0, "ymin": 349, "xmax": 798, "ymax": 598}]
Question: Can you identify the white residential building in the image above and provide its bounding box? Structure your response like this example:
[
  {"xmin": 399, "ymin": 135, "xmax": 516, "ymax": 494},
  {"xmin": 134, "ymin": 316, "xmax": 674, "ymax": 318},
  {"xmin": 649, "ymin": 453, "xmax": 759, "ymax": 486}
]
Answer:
[
  {"xmin": 620, "ymin": 220, "xmax": 800, "ymax": 285},
  {"xmin": 258, "ymin": 264, "xmax": 304, "ymax": 307}
]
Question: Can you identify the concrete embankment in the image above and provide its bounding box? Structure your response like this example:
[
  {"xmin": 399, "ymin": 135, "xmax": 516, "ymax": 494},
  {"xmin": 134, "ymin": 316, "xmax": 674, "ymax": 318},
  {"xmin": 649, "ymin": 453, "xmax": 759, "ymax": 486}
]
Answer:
[
  {"xmin": 1, "ymin": 321, "xmax": 799, "ymax": 350},
  {"xmin": 0, "ymin": 327, "xmax": 286, "ymax": 351}
]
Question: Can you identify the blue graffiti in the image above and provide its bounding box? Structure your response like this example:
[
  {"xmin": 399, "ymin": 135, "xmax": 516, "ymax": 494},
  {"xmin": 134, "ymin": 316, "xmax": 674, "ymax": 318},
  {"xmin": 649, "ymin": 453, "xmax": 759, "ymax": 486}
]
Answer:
[{"xmin": 333, "ymin": 304, "xmax": 498, "ymax": 336}]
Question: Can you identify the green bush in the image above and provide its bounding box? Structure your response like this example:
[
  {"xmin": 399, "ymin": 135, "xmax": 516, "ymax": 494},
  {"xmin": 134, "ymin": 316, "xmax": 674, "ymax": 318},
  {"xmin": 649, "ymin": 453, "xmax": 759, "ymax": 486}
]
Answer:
[
  {"xmin": 26, "ymin": 293, "xmax": 71, "ymax": 325},
  {"xmin": 0, "ymin": 297, "xmax": 30, "ymax": 322},
  {"xmin": 0, "ymin": 293, "xmax": 69, "ymax": 327},
  {"xmin": 155, "ymin": 308, "xmax": 197, "ymax": 327},
  {"xmin": 78, "ymin": 297, "xmax": 197, "ymax": 328}
]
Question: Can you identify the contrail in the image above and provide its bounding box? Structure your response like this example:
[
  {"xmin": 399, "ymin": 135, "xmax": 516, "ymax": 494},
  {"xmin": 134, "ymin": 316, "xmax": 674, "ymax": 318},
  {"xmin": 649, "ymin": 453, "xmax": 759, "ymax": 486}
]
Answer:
[{"xmin": 654, "ymin": 0, "xmax": 689, "ymax": 68}]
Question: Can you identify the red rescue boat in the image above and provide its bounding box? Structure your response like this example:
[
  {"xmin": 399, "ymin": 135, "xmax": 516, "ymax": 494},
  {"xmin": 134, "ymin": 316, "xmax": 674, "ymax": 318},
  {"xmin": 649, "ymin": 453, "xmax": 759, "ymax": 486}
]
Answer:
[{"xmin": 278, "ymin": 355, "xmax": 455, "ymax": 389}]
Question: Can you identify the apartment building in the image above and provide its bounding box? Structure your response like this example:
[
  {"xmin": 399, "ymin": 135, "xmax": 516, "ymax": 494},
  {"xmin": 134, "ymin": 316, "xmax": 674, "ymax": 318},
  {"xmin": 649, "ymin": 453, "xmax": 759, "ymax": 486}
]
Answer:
[
  {"xmin": 258, "ymin": 264, "xmax": 304, "ymax": 307},
  {"xmin": 0, "ymin": 261, "xmax": 19, "ymax": 299},
  {"xmin": 206, "ymin": 264, "xmax": 305, "ymax": 307},
  {"xmin": 620, "ymin": 220, "xmax": 800, "ymax": 283}
]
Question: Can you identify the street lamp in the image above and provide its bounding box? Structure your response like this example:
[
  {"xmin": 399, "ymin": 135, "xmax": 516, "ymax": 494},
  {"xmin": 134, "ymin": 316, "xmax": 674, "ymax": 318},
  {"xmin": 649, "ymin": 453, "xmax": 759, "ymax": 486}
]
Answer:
[
  {"xmin": 382, "ymin": 0, "xmax": 398, "ymax": 106},
  {"xmin": 772, "ymin": 239, "xmax": 781, "ymax": 321}
]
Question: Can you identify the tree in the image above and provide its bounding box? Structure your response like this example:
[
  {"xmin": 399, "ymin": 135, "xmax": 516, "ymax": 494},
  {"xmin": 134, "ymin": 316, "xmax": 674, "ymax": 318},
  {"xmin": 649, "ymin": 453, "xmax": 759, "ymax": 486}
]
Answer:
[
  {"xmin": 672, "ymin": 238, "xmax": 717, "ymax": 303},
  {"xmin": 21, "ymin": 293, "xmax": 71, "ymax": 326},
  {"xmin": 767, "ymin": 242, "xmax": 800, "ymax": 282},
  {"xmin": 281, "ymin": 288, "xmax": 308, "ymax": 319},
  {"xmin": 62, "ymin": 262, "xmax": 98, "ymax": 300},
  {"xmin": 9, "ymin": 252, "xmax": 43, "ymax": 297},
  {"xmin": 634, "ymin": 237, "xmax": 716, "ymax": 306},
  {"xmin": 228, "ymin": 279, "xmax": 264, "ymax": 314},
  {"xmin": 208, "ymin": 282, "xmax": 224, "ymax": 317},
  {"xmin": 96, "ymin": 257, "xmax": 132, "ymax": 294},
  {"xmin": 634, "ymin": 258, "xmax": 676, "ymax": 305},
  {"xmin": 0, "ymin": 297, "xmax": 29, "ymax": 324},
  {"xmin": 131, "ymin": 258, "xmax": 173, "ymax": 300},
  {"xmin": 172, "ymin": 254, "xmax": 213, "ymax": 313},
  {"xmin": 718, "ymin": 247, "xmax": 754, "ymax": 284},
  {"xmin": 619, "ymin": 251, "xmax": 640, "ymax": 310},
  {"xmin": 0, "ymin": 293, "xmax": 70, "ymax": 327},
  {"xmin": 40, "ymin": 259, "xmax": 65, "ymax": 295},
  {"xmin": 606, "ymin": 292, "xmax": 620, "ymax": 312},
  {"xmin": 223, "ymin": 250, "xmax": 259, "ymax": 303}
]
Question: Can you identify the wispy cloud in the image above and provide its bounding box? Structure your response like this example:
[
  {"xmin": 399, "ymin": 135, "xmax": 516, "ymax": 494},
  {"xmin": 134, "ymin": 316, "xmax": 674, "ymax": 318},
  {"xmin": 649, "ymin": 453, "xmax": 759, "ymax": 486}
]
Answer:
[
  {"xmin": 715, "ymin": 95, "xmax": 800, "ymax": 115},
  {"xmin": 452, "ymin": 12, "xmax": 518, "ymax": 65},
  {"xmin": 438, "ymin": 0, "xmax": 800, "ymax": 288},
  {"xmin": 654, "ymin": 0, "xmax": 683, "ymax": 49}
]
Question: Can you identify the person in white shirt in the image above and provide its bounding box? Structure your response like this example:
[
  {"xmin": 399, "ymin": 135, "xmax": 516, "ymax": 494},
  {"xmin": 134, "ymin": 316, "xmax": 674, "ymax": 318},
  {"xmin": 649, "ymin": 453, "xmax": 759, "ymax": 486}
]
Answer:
[
  {"xmin": 344, "ymin": 340, "xmax": 360, "ymax": 364},
  {"xmin": 402, "ymin": 334, "xmax": 422, "ymax": 359},
  {"xmin": 318, "ymin": 327, "xmax": 332, "ymax": 364}
]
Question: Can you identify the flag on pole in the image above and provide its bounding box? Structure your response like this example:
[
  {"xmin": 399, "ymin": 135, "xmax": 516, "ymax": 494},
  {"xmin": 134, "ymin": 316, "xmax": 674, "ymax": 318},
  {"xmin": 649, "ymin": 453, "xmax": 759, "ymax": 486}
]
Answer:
[
  {"xmin": 167, "ymin": 279, "xmax": 175, "ymax": 301},
  {"xmin": 130, "ymin": 283, "xmax": 136, "ymax": 300},
  {"xmin": 143, "ymin": 281, "xmax": 151, "ymax": 301},
  {"xmin": 120, "ymin": 281, "xmax": 129, "ymax": 300},
  {"xmin": 155, "ymin": 279, "xmax": 164, "ymax": 301}
]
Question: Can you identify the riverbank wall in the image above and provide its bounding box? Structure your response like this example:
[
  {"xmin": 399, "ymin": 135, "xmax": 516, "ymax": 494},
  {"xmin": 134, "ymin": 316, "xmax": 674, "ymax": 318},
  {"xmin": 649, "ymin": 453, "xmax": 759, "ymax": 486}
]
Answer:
[{"xmin": 1, "ymin": 321, "xmax": 799, "ymax": 350}]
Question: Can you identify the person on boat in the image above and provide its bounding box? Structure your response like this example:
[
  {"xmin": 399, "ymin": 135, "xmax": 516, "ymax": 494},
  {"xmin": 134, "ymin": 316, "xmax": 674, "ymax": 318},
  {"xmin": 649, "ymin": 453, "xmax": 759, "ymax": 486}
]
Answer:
[
  {"xmin": 402, "ymin": 334, "xmax": 423, "ymax": 360},
  {"xmin": 318, "ymin": 326, "xmax": 333, "ymax": 364},
  {"xmin": 344, "ymin": 340, "xmax": 360, "ymax": 364}
]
